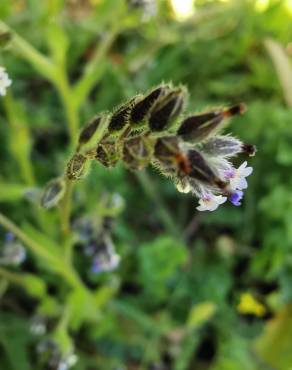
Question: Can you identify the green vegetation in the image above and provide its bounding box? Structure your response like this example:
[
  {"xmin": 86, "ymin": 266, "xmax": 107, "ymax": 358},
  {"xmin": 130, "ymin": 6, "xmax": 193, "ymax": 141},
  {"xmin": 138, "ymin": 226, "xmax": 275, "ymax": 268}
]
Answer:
[{"xmin": 0, "ymin": 0, "xmax": 292, "ymax": 369}]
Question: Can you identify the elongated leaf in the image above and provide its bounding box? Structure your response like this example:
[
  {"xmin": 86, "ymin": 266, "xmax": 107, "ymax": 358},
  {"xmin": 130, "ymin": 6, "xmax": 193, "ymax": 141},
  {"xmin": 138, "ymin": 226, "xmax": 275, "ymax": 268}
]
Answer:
[
  {"xmin": 22, "ymin": 223, "xmax": 61, "ymax": 257},
  {"xmin": 265, "ymin": 38, "xmax": 292, "ymax": 108},
  {"xmin": 0, "ymin": 182, "xmax": 26, "ymax": 202}
]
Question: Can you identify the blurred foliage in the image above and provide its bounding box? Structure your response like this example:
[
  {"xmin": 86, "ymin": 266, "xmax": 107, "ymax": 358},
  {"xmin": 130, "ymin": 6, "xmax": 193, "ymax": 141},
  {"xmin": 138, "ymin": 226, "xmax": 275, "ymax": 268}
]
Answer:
[{"xmin": 0, "ymin": 0, "xmax": 292, "ymax": 369}]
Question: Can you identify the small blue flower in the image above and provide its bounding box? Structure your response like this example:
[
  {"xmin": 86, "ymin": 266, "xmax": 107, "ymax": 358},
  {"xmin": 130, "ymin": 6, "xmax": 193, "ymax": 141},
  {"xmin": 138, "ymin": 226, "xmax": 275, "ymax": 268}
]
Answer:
[
  {"xmin": 229, "ymin": 190, "xmax": 244, "ymax": 206},
  {"xmin": 5, "ymin": 232, "xmax": 14, "ymax": 242}
]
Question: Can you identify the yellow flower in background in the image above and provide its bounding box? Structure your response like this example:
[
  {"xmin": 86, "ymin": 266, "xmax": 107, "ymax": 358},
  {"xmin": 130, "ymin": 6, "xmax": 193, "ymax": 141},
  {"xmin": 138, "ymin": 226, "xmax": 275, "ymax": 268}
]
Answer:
[
  {"xmin": 237, "ymin": 293, "xmax": 266, "ymax": 317},
  {"xmin": 170, "ymin": 0, "xmax": 195, "ymax": 21}
]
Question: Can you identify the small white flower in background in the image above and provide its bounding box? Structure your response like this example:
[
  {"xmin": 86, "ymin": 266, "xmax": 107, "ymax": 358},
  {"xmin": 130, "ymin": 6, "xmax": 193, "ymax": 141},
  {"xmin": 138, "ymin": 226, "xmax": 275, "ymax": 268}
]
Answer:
[
  {"xmin": 196, "ymin": 193, "xmax": 227, "ymax": 212},
  {"xmin": 0, "ymin": 232, "xmax": 26, "ymax": 266},
  {"xmin": 0, "ymin": 66, "xmax": 12, "ymax": 96},
  {"xmin": 225, "ymin": 161, "xmax": 253, "ymax": 190},
  {"xmin": 92, "ymin": 252, "xmax": 120, "ymax": 273}
]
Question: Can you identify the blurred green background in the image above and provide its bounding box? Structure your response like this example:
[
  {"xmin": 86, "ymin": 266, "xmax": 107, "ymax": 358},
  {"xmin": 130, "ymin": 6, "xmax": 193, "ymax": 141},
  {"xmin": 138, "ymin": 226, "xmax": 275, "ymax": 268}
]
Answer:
[{"xmin": 1, "ymin": 0, "xmax": 292, "ymax": 369}]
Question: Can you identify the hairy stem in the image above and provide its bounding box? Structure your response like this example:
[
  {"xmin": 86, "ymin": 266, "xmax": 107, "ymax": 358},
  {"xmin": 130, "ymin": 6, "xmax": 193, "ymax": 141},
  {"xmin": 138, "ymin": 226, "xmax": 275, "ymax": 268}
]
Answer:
[
  {"xmin": 60, "ymin": 178, "xmax": 74, "ymax": 238},
  {"xmin": 0, "ymin": 21, "xmax": 56, "ymax": 81},
  {"xmin": 3, "ymin": 93, "xmax": 35, "ymax": 186},
  {"xmin": 55, "ymin": 72, "xmax": 79, "ymax": 147},
  {"xmin": 73, "ymin": 24, "xmax": 119, "ymax": 109},
  {"xmin": 0, "ymin": 213, "xmax": 86, "ymax": 292}
]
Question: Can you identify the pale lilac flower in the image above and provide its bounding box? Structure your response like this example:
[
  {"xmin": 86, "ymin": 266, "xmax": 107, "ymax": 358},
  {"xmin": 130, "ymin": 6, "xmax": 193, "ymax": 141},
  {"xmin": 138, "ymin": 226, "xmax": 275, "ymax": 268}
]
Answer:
[
  {"xmin": 0, "ymin": 66, "xmax": 12, "ymax": 96},
  {"xmin": 196, "ymin": 193, "xmax": 227, "ymax": 212},
  {"xmin": 225, "ymin": 161, "xmax": 253, "ymax": 190}
]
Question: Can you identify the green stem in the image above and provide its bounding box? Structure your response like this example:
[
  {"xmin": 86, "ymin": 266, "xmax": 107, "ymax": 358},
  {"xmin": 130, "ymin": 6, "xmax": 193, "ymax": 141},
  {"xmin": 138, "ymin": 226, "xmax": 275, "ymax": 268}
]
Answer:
[
  {"xmin": 3, "ymin": 93, "xmax": 35, "ymax": 186},
  {"xmin": 60, "ymin": 178, "xmax": 74, "ymax": 238},
  {"xmin": 54, "ymin": 72, "xmax": 79, "ymax": 147},
  {"xmin": 0, "ymin": 212, "xmax": 59, "ymax": 265},
  {"xmin": 0, "ymin": 21, "xmax": 56, "ymax": 81},
  {"xmin": 136, "ymin": 171, "xmax": 182, "ymax": 240},
  {"xmin": 59, "ymin": 178, "xmax": 76, "ymax": 266},
  {"xmin": 0, "ymin": 212, "xmax": 88, "ymax": 293},
  {"xmin": 73, "ymin": 25, "xmax": 119, "ymax": 109}
]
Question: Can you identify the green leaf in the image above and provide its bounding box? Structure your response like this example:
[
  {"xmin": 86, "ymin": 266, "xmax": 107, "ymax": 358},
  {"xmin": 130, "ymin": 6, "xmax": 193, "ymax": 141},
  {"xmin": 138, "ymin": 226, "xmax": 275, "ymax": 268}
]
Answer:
[
  {"xmin": 138, "ymin": 236, "xmax": 187, "ymax": 299},
  {"xmin": 255, "ymin": 304, "xmax": 292, "ymax": 370},
  {"xmin": 23, "ymin": 273, "xmax": 47, "ymax": 298},
  {"xmin": 46, "ymin": 20, "xmax": 69, "ymax": 67},
  {"xmin": 67, "ymin": 289, "xmax": 100, "ymax": 330},
  {"xmin": 0, "ymin": 313, "xmax": 32, "ymax": 370},
  {"xmin": 265, "ymin": 38, "xmax": 292, "ymax": 108},
  {"xmin": 0, "ymin": 182, "xmax": 26, "ymax": 202},
  {"xmin": 22, "ymin": 223, "xmax": 61, "ymax": 257}
]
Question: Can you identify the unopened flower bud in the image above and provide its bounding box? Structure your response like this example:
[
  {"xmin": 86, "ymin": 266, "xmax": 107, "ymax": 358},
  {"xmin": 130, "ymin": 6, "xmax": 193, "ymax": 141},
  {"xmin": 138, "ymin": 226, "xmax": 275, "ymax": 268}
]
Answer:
[
  {"xmin": 187, "ymin": 149, "xmax": 226, "ymax": 189},
  {"xmin": 153, "ymin": 136, "xmax": 180, "ymax": 161},
  {"xmin": 78, "ymin": 115, "xmax": 101, "ymax": 145},
  {"xmin": 95, "ymin": 142, "xmax": 119, "ymax": 168},
  {"xmin": 177, "ymin": 104, "xmax": 245, "ymax": 142},
  {"xmin": 177, "ymin": 111, "xmax": 223, "ymax": 142},
  {"xmin": 130, "ymin": 85, "xmax": 169, "ymax": 126},
  {"xmin": 122, "ymin": 137, "xmax": 152, "ymax": 170},
  {"xmin": 149, "ymin": 86, "xmax": 186, "ymax": 132},
  {"xmin": 40, "ymin": 178, "xmax": 66, "ymax": 208},
  {"xmin": 200, "ymin": 136, "xmax": 244, "ymax": 157},
  {"xmin": 108, "ymin": 96, "xmax": 139, "ymax": 133},
  {"xmin": 66, "ymin": 153, "xmax": 87, "ymax": 180},
  {"xmin": 242, "ymin": 143, "xmax": 257, "ymax": 156}
]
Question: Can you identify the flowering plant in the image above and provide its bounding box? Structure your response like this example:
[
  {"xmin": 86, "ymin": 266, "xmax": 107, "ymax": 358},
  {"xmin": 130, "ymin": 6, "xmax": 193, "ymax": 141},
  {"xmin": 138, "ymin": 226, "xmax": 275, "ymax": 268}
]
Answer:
[{"xmin": 0, "ymin": 1, "xmax": 290, "ymax": 370}]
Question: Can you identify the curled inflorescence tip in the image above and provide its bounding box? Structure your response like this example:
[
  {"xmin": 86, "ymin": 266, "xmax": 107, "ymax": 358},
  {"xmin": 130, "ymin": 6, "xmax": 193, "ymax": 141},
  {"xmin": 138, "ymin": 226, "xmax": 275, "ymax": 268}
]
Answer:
[{"xmin": 40, "ymin": 82, "xmax": 256, "ymax": 213}]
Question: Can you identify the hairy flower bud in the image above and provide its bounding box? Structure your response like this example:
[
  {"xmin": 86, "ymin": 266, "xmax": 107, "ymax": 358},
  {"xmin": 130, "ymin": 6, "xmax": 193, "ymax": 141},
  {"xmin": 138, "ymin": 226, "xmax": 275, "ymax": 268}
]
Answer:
[
  {"xmin": 130, "ymin": 85, "xmax": 169, "ymax": 126},
  {"xmin": 149, "ymin": 86, "xmax": 186, "ymax": 132},
  {"xmin": 200, "ymin": 136, "xmax": 244, "ymax": 157},
  {"xmin": 177, "ymin": 104, "xmax": 245, "ymax": 142},
  {"xmin": 66, "ymin": 153, "xmax": 88, "ymax": 180},
  {"xmin": 153, "ymin": 136, "xmax": 180, "ymax": 161},
  {"xmin": 78, "ymin": 115, "xmax": 101, "ymax": 145},
  {"xmin": 96, "ymin": 142, "xmax": 119, "ymax": 168},
  {"xmin": 40, "ymin": 178, "xmax": 65, "ymax": 208},
  {"xmin": 242, "ymin": 143, "xmax": 257, "ymax": 156},
  {"xmin": 108, "ymin": 96, "xmax": 140, "ymax": 133},
  {"xmin": 187, "ymin": 149, "xmax": 226, "ymax": 189},
  {"xmin": 122, "ymin": 137, "xmax": 152, "ymax": 170}
]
